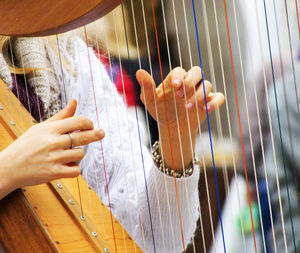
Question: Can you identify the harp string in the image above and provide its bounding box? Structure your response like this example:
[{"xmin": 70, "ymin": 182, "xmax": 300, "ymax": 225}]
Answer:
[
  {"xmin": 122, "ymin": 0, "xmax": 195, "ymax": 251},
  {"xmin": 253, "ymin": 0, "xmax": 289, "ymax": 250},
  {"xmin": 108, "ymin": 10, "xmax": 149, "ymax": 251},
  {"xmin": 241, "ymin": 0, "xmax": 280, "ymax": 251},
  {"xmin": 199, "ymin": 0, "xmax": 232, "ymax": 213},
  {"xmin": 273, "ymin": 0, "xmax": 299, "ymax": 199},
  {"xmin": 55, "ymin": 32, "xmax": 118, "ymax": 248},
  {"xmin": 19, "ymin": 51, "xmax": 34, "ymax": 128},
  {"xmin": 116, "ymin": 4, "xmax": 159, "ymax": 251},
  {"xmin": 83, "ymin": 26, "xmax": 118, "ymax": 252},
  {"xmin": 191, "ymin": 1, "xmax": 229, "ymax": 252},
  {"xmin": 283, "ymin": 0, "xmax": 300, "ymax": 116},
  {"xmin": 75, "ymin": 30, "xmax": 111, "ymax": 243},
  {"xmin": 55, "ymin": 35, "xmax": 87, "ymax": 219},
  {"xmin": 192, "ymin": 1, "xmax": 246, "ymax": 251},
  {"xmin": 97, "ymin": 23, "xmax": 141, "ymax": 252},
  {"xmin": 230, "ymin": 0, "xmax": 269, "ymax": 251},
  {"xmin": 109, "ymin": 8, "xmax": 151, "ymax": 251},
  {"xmin": 295, "ymin": 0, "xmax": 300, "ymax": 40},
  {"xmin": 222, "ymin": 0, "xmax": 259, "ymax": 251},
  {"xmin": 95, "ymin": 37, "xmax": 130, "ymax": 253},
  {"xmin": 159, "ymin": 0, "xmax": 198, "ymax": 251},
  {"xmin": 150, "ymin": 0, "xmax": 199, "ymax": 251},
  {"xmin": 281, "ymin": 0, "xmax": 300, "ymax": 197},
  {"xmin": 126, "ymin": 0, "xmax": 177, "ymax": 250},
  {"xmin": 169, "ymin": 0, "xmax": 220, "ymax": 252},
  {"xmin": 93, "ymin": 30, "xmax": 131, "ymax": 251},
  {"xmin": 201, "ymin": 0, "xmax": 247, "ymax": 251},
  {"xmin": 137, "ymin": 0, "xmax": 180, "ymax": 250},
  {"xmin": 262, "ymin": 0, "xmax": 296, "ymax": 251},
  {"xmin": 8, "ymin": 39, "xmax": 25, "ymax": 131},
  {"xmin": 210, "ymin": 1, "xmax": 240, "ymax": 251},
  {"xmin": 118, "ymin": 7, "xmax": 158, "ymax": 251}
]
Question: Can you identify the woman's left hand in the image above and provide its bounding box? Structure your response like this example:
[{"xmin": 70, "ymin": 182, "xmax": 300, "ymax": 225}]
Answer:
[
  {"xmin": 136, "ymin": 66, "xmax": 224, "ymax": 136},
  {"xmin": 136, "ymin": 66, "xmax": 224, "ymax": 170}
]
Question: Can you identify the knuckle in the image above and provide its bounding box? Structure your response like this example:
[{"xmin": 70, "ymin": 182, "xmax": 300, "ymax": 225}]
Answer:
[
  {"xmin": 173, "ymin": 66, "xmax": 182, "ymax": 72},
  {"xmin": 193, "ymin": 66, "xmax": 202, "ymax": 73},
  {"xmin": 172, "ymin": 67, "xmax": 185, "ymax": 77},
  {"xmin": 205, "ymin": 81, "xmax": 213, "ymax": 91},
  {"xmin": 47, "ymin": 137, "xmax": 58, "ymax": 150},
  {"xmin": 75, "ymin": 116, "xmax": 88, "ymax": 127},
  {"xmin": 51, "ymin": 164, "xmax": 63, "ymax": 178}
]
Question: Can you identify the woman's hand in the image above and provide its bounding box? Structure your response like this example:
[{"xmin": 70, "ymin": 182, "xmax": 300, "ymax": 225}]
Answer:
[
  {"xmin": 136, "ymin": 67, "xmax": 224, "ymax": 170},
  {"xmin": 0, "ymin": 99, "xmax": 104, "ymax": 199},
  {"xmin": 136, "ymin": 67, "xmax": 224, "ymax": 136}
]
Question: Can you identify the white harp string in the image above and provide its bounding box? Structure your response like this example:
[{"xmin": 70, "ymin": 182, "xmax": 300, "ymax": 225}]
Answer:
[
  {"xmin": 128, "ymin": 0, "xmax": 172, "ymax": 251},
  {"xmin": 176, "ymin": 0, "xmax": 216, "ymax": 252},
  {"xmin": 109, "ymin": 11, "xmax": 151, "ymax": 251},
  {"xmin": 231, "ymin": 0, "xmax": 268, "ymax": 251},
  {"xmin": 199, "ymin": 0, "xmax": 247, "ymax": 251},
  {"xmin": 159, "ymin": 0, "xmax": 199, "ymax": 251},
  {"xmin": 253, "ymin": 0, "xmax": 288, "ymax": 251},
  {"xmin": 281, "ymin": 0, "xmax": 300, "ymax": 195}
]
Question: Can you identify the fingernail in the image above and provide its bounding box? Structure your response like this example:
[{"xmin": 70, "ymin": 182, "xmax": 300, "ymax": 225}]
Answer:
[
  {"xmin": 173, "ymin": 79, "xmax": 181, "ymax": 87},
  {"xmin": 97, "ymin": 129, "xmax": 105, "ymax": 139},
  {"xmin": 177, "ymin": 89, "xmax": 184, "ymax": 98},
  {"xmin": 186, "ymin": 103, "xmax": 193, "ymax": 110}
]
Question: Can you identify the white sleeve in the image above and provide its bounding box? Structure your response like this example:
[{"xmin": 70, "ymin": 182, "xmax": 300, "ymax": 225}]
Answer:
[{"xmin": 72, "ymin": 39, "xmax": 200, "ymax": 253}]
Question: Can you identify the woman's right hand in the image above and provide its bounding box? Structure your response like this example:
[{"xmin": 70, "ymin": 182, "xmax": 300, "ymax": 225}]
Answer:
[{"xmin": 0, "ymin": 99, "xmax": 104, "ymax": 199}]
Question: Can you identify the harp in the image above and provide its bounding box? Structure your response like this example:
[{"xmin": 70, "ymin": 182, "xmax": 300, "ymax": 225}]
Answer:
[{"xmin": 0, "ymin": 0, "xmax": 299, "ymax": 253}]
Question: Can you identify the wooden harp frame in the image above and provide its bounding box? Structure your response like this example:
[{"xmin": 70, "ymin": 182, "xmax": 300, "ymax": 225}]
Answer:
[{"xmin": 0, "ymin": 81, "xmax": 142, "ymax": 252}]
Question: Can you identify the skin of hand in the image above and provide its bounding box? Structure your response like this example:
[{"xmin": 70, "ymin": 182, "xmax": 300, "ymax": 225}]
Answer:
[
  {"xmin": 136, "ymin": 66, "xmax": 225, "ymax": 170},
  {"xmin": 0, "ymin": 99, "xmax": 105, "ymax": 200}
]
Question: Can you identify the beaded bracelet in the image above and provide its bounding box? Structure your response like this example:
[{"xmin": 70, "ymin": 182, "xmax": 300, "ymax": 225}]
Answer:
[{"xmin": 152, "ymin": 141, "xmax": 199, "ymax": 178}]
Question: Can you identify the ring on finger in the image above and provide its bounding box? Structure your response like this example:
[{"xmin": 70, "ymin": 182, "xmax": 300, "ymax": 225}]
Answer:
[{"xmin": 67, "ymin": 133, "xmax": 73, "ymax": 149}]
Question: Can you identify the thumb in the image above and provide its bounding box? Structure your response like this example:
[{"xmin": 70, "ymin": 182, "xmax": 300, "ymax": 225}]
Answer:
[
  {"xmin": 47, "ymin": 99, "xmax": 77, "ymax": 122},
  {"xmin": 136, "ymin": 69, "xmax": 156, "ymax": 105}
]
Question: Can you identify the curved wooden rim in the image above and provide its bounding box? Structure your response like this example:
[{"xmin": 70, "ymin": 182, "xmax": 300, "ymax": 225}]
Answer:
[{"xmin": 0, "ymin": 0, "xmax": 123, "ymax": 37}]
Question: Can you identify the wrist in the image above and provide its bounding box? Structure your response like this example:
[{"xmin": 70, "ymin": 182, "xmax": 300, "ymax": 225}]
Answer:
[
  {"xmin": 0, "ymin": 150, "xmax": 19, "ymax": 199},
  {"xmin": 158, "ymin": 124, "xmax": 198, "ymax": 171},
  {"xmin": 152, "ymin": 141, "xmax": 199, "ymax": 177}
]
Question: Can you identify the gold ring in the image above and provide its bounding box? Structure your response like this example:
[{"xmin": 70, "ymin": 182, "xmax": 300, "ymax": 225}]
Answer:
[{"xmin": 67, "ymin": 133, "xmax": 73, "ymax": 149}]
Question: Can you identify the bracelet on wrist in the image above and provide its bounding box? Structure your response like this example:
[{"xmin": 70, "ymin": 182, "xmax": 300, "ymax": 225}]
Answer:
[{"xmin": 152, "ymin": 141, "xmax": 199, "ymax": 178}]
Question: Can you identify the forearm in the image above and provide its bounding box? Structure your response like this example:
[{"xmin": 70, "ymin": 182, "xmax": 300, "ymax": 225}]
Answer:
[{"xmin": 159, "ymin": 124, "xmax": 197, "ymax": 171}]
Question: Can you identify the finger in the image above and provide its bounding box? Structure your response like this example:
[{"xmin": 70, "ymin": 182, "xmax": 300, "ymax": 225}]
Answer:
[
  {"xmin": 183, "ymin": 66, "xmax": 203, "ymax": 96},
  {"xmin": 185, "ymin": 81, "xmax": 213, "ymax": 110},
  {"xmin": 47, "ymin": 99, "xmax": 77, "ymax": 122},
  {"xmin": 169, "ymin": 67, "xmax": 186, "ymax": 98},
  {"xmin": 61, "ymin": 129, "xmax": 105, "ymax": 149},
  {"xmin": 56, "ymin": 148, "xmax": 85, "ymax": 164},
  {"xmin": 54, "ymin": 164, "xmax": 81, "ymax": 179},
  {"xmin": 136, "ymin": 69, "xmax": 157, "ymax": 105},
  {"xmin": 202, "ymin": 92, "xmax": 225, "ymax": 113},
  {"xmin": 53, "ymin": 115, "xmax": 94, "ymax": 134}
]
